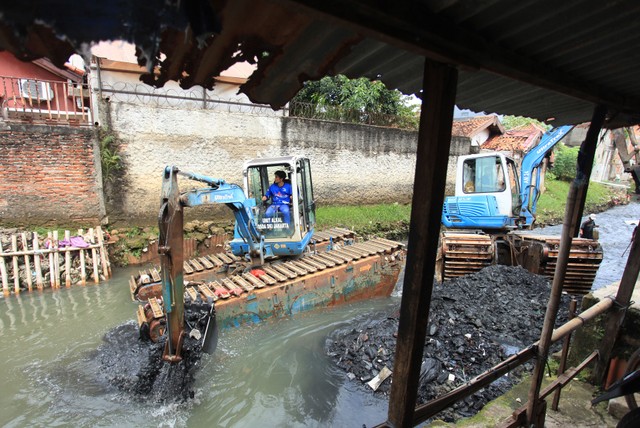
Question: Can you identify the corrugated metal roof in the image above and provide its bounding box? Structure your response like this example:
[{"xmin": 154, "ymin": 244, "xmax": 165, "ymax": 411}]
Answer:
[{"xmin": 1, "ymin": 0, "xmax": 640, "ymax": 128}]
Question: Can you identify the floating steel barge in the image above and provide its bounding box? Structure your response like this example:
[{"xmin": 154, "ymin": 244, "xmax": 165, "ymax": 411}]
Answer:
[{"xmin": 130, "ymin": 228, "xmax": 405, "ymax": 332}]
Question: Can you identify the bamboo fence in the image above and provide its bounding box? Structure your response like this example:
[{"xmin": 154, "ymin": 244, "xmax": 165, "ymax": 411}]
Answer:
[{"xmin": 0, "ymin": 226, "xmax": 111, "ymax": 294}]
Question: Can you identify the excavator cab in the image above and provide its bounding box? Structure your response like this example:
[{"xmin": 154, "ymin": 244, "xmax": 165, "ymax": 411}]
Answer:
[
  {"xmin": 232, "ymin": 155, "xmax": 315, "ymax": 257},
  {"xmin": 443, "ymin": 153, "xmax": 521, "ymax": 230}
]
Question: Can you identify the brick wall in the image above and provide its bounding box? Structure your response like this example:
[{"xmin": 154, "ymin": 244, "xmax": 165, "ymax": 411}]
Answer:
[{"xmin": 0, "ymin": 122, "xmax": 104, "ymax": 226}]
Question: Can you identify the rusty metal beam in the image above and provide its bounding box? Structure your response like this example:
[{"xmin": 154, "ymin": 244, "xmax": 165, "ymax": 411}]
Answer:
[
  {"xmin": 526, "ymin": 104, "xmax": 607, "ymax": 426},
  {"xmin": 595, "ymin": 222, "xmax": 640, "ymax": 383},
  {"xmin": 381, "ymin": 59, "xmax": 457, "ymax": 428},
  {"xmin": 500, "ymin": 351, "xmax": 600, "ymax": 428},
  {"xmin": 413, "ymin": 346, "xmax": 538, "ymax": 424}
]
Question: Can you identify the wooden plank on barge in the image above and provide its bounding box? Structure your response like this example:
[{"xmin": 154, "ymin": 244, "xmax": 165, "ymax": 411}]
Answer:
[
  {"xmin": 221, "ymin": 278, "xmax": 243, "ymax": 296},
  {"xmin": 290, "ymin": 260, "xmax": 317, "ymax": 273},
  {"xmin": 198, "ymin": 257, "xmax": 214, "ymax": 270},
  {"xmin": 300, "ymin": 256, "xmax": 326, "ymax": 270},
  {"xmin": 210, "ymin": 281, "xmax": 231, "ymax": 299},
  {"xmin": 270, "ymin": 264, "xmax": 298, "ymax": 279},
  {"xmin": 231, "ymin": 275, "xmax": 254, "ymax": 292},
  {"xmin": 206, "ymin": 254, "xmax": 224, "ymax": 267},
  {"xmin": 284, "ymin": 261, "xmax": 308, "ymax": 275},
  {"xmin": 263, "ymin": 267, "xmax": 288, "ymax": 282},
  {"xmin": 242, "ymin": 272, "xmax": 266, "ymax": 288}
]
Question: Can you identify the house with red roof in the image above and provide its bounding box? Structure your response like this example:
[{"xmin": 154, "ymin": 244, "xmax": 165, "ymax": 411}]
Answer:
[
  {"xmin": 451, "ymin": 114, "xmax": 505, "ymax": 150},
  {"xmin": 445, "ymin": 114, "xmax": 506, "ymax": 194}
]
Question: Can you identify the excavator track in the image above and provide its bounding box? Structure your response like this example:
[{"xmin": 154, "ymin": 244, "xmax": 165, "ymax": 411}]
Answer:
[
  {"xmin": 506, "ymin": 233, "xmax": 603, "ymax": 295},
  {"xmin": 438, "ymin": 231, "xmax": 603, "ymax": 294},
  {"xmin": 439, "ymin": 232, "xmax": 495, "ymax": 281}
]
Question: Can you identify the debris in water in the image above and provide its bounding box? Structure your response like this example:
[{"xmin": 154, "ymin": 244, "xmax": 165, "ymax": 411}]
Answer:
[
  {"xmin": 325, "ymin": 265, "xmax": 574, "ymax": 422},
  {"xmin": 93, "ymin": 301, "xmax": 214, "ymax": 403}
]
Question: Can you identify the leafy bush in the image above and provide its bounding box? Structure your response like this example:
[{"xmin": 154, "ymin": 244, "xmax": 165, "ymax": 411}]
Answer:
[
  {"xmin": 291, "ymin": 75, "xmax": 419, "ymax": 130},
  {"xmin": 98, "ymin": 129, "xmax": 123, "ymax": 183},
  {"xmin": 551, "ymin": 143, "xmax": 579, "ymax": 181}
]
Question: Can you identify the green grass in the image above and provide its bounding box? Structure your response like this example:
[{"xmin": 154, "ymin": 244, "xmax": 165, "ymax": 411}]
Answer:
[
  {"xmin": 316, "ymin": 203, "xmax": 411, "ymax": 237},
  {"xmin": 536, "ymin": 177, "xmax": 624, "ymax": 224},
  {"xmin": 314, "ymin": 177, "xmax": 626, "ymax": 237}
]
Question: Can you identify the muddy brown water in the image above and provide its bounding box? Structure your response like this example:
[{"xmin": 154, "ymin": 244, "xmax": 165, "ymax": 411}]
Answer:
[
  {"xmin": 535, "ymin": 201, "xmax": 640, "ymax": 290},
  {"xmin": 0, "ymin": 202, "xmax": 637, "ymax": 427},
  {"xmin": 0, "ymin": 264, "xmax": 399, "ymax": 427}
]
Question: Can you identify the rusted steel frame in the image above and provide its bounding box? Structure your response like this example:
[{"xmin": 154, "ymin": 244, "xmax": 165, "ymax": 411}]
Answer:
[
  {"xmin": 526, "ymin": 105, "xmax": 607, "ymax": 426},
  {"xmin": 549, "ymin": 296, "xmax": 614, "ymax": 343},
  {"xmin": 541, "ymin": 351, "xmax": 599, "ymax": 400},
  {"xmin": 595, "ymin": 221, "xmax": 640, "ymax": 383},
  {"xmin": 384, "ymin": 59, "xmax": 458, "ymax": 428},
  {"xmin": 158, "ymin": 166, "xmax": 185, "ymax": 362},
  {"xmin": 499, "ymin": 351, "xmax": 599, "ymax": 428},
  {"xmin": 552, "ymin": 298, "xmax": 577, "ymax": 411},
  {"xmin": 410, "ymin": 346, "xmax": 538, "ymax": 425}
]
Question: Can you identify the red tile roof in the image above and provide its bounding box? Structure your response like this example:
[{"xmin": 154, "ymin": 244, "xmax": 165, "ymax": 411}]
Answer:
[
  {"xmin": 482, "ymin": 123, "xmax": 546, "ymax": 152},
  {"xmin": 451, "ymin": 114, "xmax": 504, "ymax": 138}
]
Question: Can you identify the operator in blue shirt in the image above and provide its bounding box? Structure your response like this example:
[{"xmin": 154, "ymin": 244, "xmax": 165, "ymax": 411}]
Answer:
[{"xmin": 262, "ymin": 170, "xmax": 293, "ymax": 224}]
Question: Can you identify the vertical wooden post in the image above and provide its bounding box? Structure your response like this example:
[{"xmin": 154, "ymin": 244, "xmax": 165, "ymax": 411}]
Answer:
[
  {"xmin": 11, "ymin": 234, "xmax": 20, "ymax": 293},
  {"xmin": 47, "ymin": 231, "xmax": 55, "ymax": 287},
  {"xmin": 21, "ymin": 232, "xmax": 33, "ymax": 291},
  {"xmin": 526, "ymin": 105, "xmax": 607, "ymax": 425},
  {"xmin": 53, "ymin": 230, "xmax": 60, "ymax": 288},
  {"xmin": 97, "ymin": 226, "xmax": 110, "ymax": 279},
  {"xmin": 33, "ymin": 232, "xmax": 44, "ymax": 289},
  {"xmin": 0, "ymin": 239, "xmax": 9, "ymax": 294},
  {"xmin": 78, "ymin": 229, "xmax": 87, "ymax": 285},
  {"xmin": 89, "ymin": 228, "xmax": 99, "ymax": 283},
  {"xmin": 595, "ymin": 223, "xmax": 640, "ymax": 383},
  {"xmin": 386, "ymin": 59, "xmax": 458, "ymax": 428},
  {"xmin": 64, "ymin": 230, "xmax": 72, "ymax": 287}
]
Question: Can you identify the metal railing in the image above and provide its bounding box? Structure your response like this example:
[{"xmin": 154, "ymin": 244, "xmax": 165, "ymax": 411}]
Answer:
[
  {"xmin": 0, "ymin": 76, "xmax": 92, "ymax": 126},
  {"xmin": 99, "ymin": 81, "xmax": 284, "ymax": 116},
  {"xmin": 96, "ymin": 80, "xmax": 418, "ymax": 129}
]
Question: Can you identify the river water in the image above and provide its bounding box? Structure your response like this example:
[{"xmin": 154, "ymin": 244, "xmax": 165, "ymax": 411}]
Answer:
[
  {"xmin": 0, "ymin": 265, "xmax": 399, "ymax": 427},
  {"xmin": 535, "ymin": 200, "xmax": 640, "ymax": 290},
  {"xmin": 1, "ymin": 202, "xmax": 638, "ymax": 427}
]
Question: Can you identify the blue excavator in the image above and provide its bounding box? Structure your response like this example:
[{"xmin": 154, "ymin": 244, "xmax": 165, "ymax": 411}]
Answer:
[
  {"xmin": 438, "ymin": 126, "xmax": 604, "ymax": 294},
  {"xmin": 155, "ymin": 156, "xmax": 316, "ymax": 361}
]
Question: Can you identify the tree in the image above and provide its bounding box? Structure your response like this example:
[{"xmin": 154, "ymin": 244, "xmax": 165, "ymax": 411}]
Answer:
[
  {"xmin": 501, "ymin": 115, "xmax": 550, "ymax": 131},
  {"xmin": 290, "ymin": 75, "xmax": 419, "ymax": 129},
  {"xmin": 551, "ymin": 143, "xmax": 579, "ymax": 181}
]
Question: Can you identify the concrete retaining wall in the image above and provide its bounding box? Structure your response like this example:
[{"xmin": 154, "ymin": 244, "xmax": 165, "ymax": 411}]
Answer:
[
  {"xmin": 1, "ymin": 100, "xmax": 475, "ymax": 227},
  {"xmin": 108, "ymin": 101, "xmax": 424, "ymax": 224}
]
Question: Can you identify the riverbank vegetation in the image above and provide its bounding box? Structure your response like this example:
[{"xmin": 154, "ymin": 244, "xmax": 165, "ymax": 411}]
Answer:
[
  {"xmin": 5, "ymin": 177, "xmax": 627, "ymax": 267},
  {"xmin": 317, "ymin": 177, "xmax": 629, "ymax": 239}
]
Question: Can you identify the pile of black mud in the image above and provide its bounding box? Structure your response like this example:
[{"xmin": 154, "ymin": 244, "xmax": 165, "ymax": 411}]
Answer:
[
  {"xmin": 325, "ymin": 265, "xmax": 577, "ymax": 423},
  {"xmin": 91, "ymin": 301, "xmax": 213, "ymax": 403}
]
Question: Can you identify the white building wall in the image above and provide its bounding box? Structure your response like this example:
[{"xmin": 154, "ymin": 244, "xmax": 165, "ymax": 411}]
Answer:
[{"xmin": 107, "ymin": 101, "xmax": 419, "ymax": 223}]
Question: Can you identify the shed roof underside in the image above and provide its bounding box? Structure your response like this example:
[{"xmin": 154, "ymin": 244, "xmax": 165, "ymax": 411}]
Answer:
[{"xmin": 2, "ymin": 0, "xmax": 640, "ymax": 128}]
